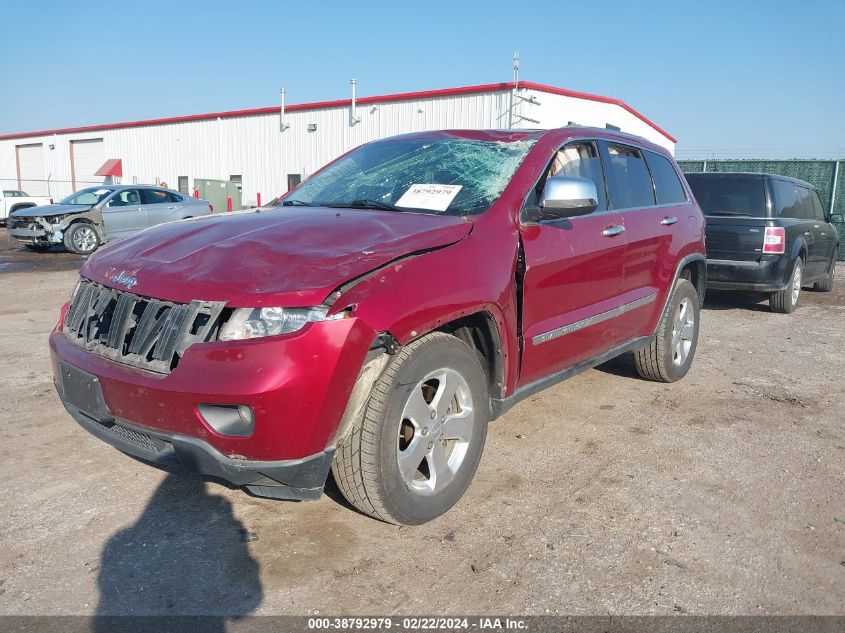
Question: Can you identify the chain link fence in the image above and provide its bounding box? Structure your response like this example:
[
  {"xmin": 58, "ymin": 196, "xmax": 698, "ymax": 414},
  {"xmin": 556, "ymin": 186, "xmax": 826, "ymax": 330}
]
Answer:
[{"xmin": 678, "ymin": 160, "xmax": 845, "ymax": 260}]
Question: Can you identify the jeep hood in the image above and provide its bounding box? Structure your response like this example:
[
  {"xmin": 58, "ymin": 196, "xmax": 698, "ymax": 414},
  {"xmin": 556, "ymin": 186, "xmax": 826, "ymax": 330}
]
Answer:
[
  {"xmin": 12, "ymin": 204, "xmax": 92, "ymax": 218},
  {"xmin": 81, "ymin": 207, "xmax": 472, "ymax": 306}
]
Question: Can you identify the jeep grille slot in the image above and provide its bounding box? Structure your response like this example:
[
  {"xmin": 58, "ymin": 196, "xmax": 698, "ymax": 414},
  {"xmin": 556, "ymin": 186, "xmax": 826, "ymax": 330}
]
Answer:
[{"xmin": 63, "ymin": 279, "xmax": 225, "ymax": 374}]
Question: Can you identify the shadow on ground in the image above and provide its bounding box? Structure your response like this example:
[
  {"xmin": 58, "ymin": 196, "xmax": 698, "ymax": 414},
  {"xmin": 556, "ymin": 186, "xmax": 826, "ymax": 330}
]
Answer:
[{"xmin": 94, "ymin": 473, "xmax": 262, "ymax": 630}]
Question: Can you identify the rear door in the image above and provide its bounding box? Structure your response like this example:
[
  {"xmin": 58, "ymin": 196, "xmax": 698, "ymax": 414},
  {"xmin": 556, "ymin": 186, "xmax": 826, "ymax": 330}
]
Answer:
[
  {"xmin": 101, "ymin": 189, "xmax": 146, "ymax": 239},
  {"xmin": 795, "ymin": 185, "xmax": 829, "ymax": 277},
  {"xmin": 142, "ymin": 188, "xmax": 184, "ymax": 226},
  {"xmin": 518, "ymin": 140, "xmax": 628, "ymax": 387}
]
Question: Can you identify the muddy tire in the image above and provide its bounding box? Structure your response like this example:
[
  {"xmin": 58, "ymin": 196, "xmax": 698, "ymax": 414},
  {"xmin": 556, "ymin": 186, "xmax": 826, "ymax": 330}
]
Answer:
[
  {"xmin": 813, "ymin": 257, "xmax": 835, "ymax": 292},
  {"xmin": 332, "ymin": 332, "xmax": 489, "ymax": 525},
  {"xmin": 63, "ymin": 221, "xmax": 100, "ymax": 255},
  {"xmin": 633, "ymin": 278, "xmax": 700, "ymax": 383},
  {"xmin": 770, "ymin": 258, "xmax": 803, "ymax": 313}
]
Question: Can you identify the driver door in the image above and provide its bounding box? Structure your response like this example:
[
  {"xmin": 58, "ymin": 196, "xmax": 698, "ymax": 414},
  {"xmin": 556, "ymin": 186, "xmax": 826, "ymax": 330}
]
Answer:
[
  {"xmin": 517, "ymin": 140, "xmax": 629, "ymax": 387},
  {"xmin": 101, "ymin": 189, "xmax": 146, "ymax": 240}
]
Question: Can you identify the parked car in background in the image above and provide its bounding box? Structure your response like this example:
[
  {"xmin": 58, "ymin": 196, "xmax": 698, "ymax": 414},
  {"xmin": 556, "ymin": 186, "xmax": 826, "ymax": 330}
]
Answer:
[
  {"xmin": 51, "ymin": 128, "xmax": 706, "ymax": 524},
  {"xmin": 8, "ymin": 185, "xmax": 213, "ymax": 254},
  {"xmin": 1, "ymin": 189, "xmax": 53, "ymax": 224},
  {"xmin": 685, "ymin": 172, "xmax": 839, "ymax": 313}
]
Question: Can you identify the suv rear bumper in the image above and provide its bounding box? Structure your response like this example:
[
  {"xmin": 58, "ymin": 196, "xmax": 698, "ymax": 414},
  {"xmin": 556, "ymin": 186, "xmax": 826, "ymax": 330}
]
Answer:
[{"xmin": 706, "ymin": 256, "xmax": 792, "ymax": 292}]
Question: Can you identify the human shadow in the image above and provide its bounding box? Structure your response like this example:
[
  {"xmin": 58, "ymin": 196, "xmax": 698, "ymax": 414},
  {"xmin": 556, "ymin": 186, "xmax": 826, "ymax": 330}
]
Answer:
[{"xmin": 94, "ymin": 473, "xmax": 262, "ymax": 632}]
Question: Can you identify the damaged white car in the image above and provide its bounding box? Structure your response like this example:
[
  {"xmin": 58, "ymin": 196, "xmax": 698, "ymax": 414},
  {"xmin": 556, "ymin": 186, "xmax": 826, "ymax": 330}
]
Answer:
[{"xmin": 8, "ymin": 185, "xmax": 213, "ymax": 254}]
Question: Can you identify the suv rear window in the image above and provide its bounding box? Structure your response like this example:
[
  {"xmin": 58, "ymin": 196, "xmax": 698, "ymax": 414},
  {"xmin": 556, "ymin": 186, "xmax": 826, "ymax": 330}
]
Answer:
[{"xmin": 685, "ymin": 174, "xmax": 766, "ymax": 217}]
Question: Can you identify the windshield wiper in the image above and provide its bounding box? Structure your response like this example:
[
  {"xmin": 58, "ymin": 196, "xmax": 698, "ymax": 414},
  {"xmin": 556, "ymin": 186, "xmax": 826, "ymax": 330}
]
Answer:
[
  {"xmin": 322, "ymin": 199, "xmax": 408, "ymax": 212},
  {"xmin": 281, "ymin": 199, "xmax": 314, "ymax": 206}
]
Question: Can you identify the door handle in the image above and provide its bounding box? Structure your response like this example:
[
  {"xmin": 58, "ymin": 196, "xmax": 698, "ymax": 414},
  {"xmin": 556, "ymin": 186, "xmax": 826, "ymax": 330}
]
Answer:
[
  {"xmin": 167, "ymin": 206, "xmax": 177, "ymax": 210},
  {"xmin": 660, "ymin": 216, "xmax": 678, "ymax": 225},
  {"xmin": 602, "ymin": 225, "xmax": 625, "ymax": 237}
]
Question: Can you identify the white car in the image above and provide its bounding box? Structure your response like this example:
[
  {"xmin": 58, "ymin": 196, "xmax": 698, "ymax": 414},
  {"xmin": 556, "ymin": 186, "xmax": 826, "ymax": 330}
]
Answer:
[{"xmin": 1, "ymin": 189, "xmax": 53, "ymax": 223}]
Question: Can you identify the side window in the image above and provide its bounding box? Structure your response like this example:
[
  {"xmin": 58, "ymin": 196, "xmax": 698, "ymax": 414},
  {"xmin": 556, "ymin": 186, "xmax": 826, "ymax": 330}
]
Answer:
[
  {"xmin": 796, "ymin": 187, "xmax": 815, "ymax": 220},
  {"xmin": 526, "ymin": 141, "xmax": 607, "ymax": 213},
  {"xmin": 810, "ymin": 190, "xmax": 826, "ymax": 221},
  {"xmin": 604, "ymin": 144, "xmax": 656, "ymax": 209},
  {"xmin": 142, "ymin": 189, "xmax": 171, "ymax": 205},
  {"xmin": 106, "ymin": 189, "xmax": 141, "ymax": 207},
  {"xmin": 168, "ymin": 192, "xmax": 184, "ymax": 203},
  {"xmin": 771, "ymin": 180, "xmax": 801, "ymax": 219},
  {"xmin": 644, "ymin": 150, "xmax": 687, "ymax": 205}
]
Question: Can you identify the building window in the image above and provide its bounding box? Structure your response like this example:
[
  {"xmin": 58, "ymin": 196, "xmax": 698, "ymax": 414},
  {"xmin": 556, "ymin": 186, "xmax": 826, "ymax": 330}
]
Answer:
[
  {"xmin": 178, "ymin": 176, "xmax": 189, "ymax": 193},
  {"xmin": 287, "ymin": 174, "xmax": 302, "ymax": 190}
]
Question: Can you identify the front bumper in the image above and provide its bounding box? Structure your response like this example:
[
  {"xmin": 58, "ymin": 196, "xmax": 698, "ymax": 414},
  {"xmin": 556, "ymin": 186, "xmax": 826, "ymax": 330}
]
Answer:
[
  {"xmin": 706, "ymin": 256, "xmax": 792, "ymax": 292},
  {"xmin": 50, "ymin": 314, "xmax": 376, "ymax": 496},
  {"xmin": 57, "ymin": 374, "xmax": 333, "ymax": 500}
]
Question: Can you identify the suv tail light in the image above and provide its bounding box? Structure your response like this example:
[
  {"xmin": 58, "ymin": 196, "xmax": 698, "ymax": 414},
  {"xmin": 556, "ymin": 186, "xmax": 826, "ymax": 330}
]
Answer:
[{"xmin": 763, "ymin": 227, "xmax": 785, "ymax": 254}]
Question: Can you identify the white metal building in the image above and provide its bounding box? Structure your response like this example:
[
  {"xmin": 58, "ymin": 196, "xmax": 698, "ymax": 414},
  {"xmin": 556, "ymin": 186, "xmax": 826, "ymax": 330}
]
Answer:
[{"xmin": 0, "ymin": 80, "xmax": 676, "ymax": 207}]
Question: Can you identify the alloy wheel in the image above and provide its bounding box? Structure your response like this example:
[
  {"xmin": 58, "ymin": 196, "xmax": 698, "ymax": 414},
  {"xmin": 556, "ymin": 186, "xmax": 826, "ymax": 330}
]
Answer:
[
  {"xmin": 671, "ymin": 297, "xmax": 695, "ymax": 367},
  {"xmin": 396, "ymin": 368, "xmax": 474, "ymax": 496},
  {"xmin": 73, "ymin": 226, "xmax": 98, "ymax": 253}
]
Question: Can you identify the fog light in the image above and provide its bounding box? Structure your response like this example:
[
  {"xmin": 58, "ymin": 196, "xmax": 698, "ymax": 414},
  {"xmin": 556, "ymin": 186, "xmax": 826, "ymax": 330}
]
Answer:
[{"xmin": 198, "ymin": 404, "xmax": 255, "ymax": 437}]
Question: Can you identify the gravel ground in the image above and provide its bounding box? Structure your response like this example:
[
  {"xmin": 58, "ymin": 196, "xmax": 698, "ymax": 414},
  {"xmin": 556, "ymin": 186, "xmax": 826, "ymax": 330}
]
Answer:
[{"xmin": 0, "ymin": 234, "xmax": 843, "ymax": 617}]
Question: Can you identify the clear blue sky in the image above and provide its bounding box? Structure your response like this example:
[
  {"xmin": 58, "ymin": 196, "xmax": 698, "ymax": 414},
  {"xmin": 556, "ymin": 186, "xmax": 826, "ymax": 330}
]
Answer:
[{"xmin": 2, "ymin": 0, "xmax": 843, "ymax": 158}]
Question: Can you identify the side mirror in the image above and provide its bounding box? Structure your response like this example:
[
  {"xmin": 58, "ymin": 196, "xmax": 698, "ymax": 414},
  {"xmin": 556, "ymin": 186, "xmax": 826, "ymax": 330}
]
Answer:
[
  {"xmin": 831, "ymin": 213, "xmax": 844, "ymax": 223},
  {"xmin": 537, "ymin": 176, "xmax": 598, "ymax": 220}
]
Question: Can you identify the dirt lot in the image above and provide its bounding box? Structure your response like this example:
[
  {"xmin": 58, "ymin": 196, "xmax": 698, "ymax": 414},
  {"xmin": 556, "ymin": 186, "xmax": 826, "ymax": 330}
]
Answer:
[{"xmin": 1, "ymin": 233, "xmax": 843, "ymax": 617}]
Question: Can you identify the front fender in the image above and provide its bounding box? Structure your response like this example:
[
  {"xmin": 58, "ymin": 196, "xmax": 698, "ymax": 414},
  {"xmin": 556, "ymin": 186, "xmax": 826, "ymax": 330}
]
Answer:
[{"xmin": 335, "ymin": 225, "xmax": 522, "ymax": 396}]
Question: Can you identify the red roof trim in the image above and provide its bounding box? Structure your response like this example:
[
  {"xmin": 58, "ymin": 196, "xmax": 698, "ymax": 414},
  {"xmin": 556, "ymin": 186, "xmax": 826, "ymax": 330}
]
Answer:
[
  {"xmin": 95, "ymin": 158, "xmax": 122, "ymax": 177},
  {"xmin": 0, "ymin": 81, "xmax": 675, "ymax": 143}
]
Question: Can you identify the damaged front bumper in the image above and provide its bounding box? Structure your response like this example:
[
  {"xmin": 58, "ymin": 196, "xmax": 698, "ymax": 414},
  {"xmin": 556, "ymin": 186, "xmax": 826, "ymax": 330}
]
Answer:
[{"xmin": 9, "ymin": 220, "xmax": 65, "ymax": 244}]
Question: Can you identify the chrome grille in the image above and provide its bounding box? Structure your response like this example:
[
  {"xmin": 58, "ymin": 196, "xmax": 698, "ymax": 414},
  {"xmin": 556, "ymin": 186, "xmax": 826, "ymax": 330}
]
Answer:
[{"xmin": 63, "ymin": 279, "xmax": 225, "ymax": 374}]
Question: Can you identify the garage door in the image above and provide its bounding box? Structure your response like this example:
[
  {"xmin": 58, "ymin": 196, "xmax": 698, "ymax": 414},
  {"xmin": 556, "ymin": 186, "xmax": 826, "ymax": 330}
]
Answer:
[
  {"xmin": 16, "ymin": 144, "xmax": 48, "ymax": 195},
  {"xmin": 70, "ymin": 138, "xmax": 105, "ymax": 191}
]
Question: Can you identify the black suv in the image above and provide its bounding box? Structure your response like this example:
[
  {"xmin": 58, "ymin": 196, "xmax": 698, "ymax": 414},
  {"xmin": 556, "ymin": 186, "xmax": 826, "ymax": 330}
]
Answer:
[{"xmin": 685, "ymin": 172, "xmax": 839, "ymax": 313}]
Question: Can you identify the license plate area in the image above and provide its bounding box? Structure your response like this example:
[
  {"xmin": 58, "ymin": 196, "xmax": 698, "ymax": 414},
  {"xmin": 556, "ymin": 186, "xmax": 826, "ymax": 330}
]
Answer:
[{"xmin": 60, "ymin": 363, "xmax": 111, "ymax": 423}]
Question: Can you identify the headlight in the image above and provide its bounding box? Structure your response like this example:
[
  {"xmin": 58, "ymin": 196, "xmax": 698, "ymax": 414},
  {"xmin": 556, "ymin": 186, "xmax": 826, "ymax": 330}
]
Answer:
[{"xmin": 218, "ymin": 306, "xmax": 348, "ymax": 341}]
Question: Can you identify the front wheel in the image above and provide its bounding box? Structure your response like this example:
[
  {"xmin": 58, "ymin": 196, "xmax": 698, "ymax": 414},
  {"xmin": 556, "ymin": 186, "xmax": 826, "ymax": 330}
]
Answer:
[
  {"xmin": 332, "ymin": 332, "xmax": 489, "ymax": 525},
  {"xmin": 770, "ymin": 258, "xmax": 803, "ymax": 313},
  {"xmin": 63, "ymin": 222, "xmax": 101, "ymax": 255},
  {"xmin": 813, "ymin": 256, "xmax": 835, "ymax": 292},
  {"xmin": 633, "ymin": 278, "xmax": 700, "ymax": 383}
]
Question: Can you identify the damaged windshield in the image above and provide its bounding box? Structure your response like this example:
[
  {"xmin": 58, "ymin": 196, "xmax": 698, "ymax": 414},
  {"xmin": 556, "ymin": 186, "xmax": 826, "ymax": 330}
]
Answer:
[
  {"xmin": 284, "ymin": 137, "xmax": 537, "ymax": 216},
  {"xmin": 60, "ymin": 187, "xmax": 115, "ymax": 206}
]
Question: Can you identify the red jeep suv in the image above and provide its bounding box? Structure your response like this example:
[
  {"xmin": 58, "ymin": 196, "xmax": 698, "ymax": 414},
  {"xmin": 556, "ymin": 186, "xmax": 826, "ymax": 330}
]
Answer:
[{"xmin": 51, "ymin": 128, "xmax": 706, "ymax": 525}]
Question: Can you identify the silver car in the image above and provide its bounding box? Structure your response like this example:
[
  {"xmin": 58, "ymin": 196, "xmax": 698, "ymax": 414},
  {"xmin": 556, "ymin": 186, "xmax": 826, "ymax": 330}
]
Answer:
[{"xmin": 8, "ymin": 185, "xmax": 213, "ymax": 254}]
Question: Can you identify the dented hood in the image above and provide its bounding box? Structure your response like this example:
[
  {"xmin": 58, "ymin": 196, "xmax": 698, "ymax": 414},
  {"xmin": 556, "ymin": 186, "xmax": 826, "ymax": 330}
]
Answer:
[{"xmin": 81, "ymin": 207, "xmax": 472, "ymax": 306}]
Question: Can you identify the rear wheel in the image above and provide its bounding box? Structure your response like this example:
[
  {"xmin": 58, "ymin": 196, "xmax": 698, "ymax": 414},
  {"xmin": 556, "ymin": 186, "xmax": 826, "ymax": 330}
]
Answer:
[
  {"xmin": 770, "ymin": 258, "xmax": 803, "ymax": 313},
  {"xmin": 332, "ymin": 332, "xmax": 489, "ymax": 525},
  {"xmin": 633, "ymin": 278, "xmax": 700, "ymax": 383},
  {"xmin": 63, "ymin": 222, "xmax": 100, "ymax": 255},
  {"xmin": 813, "ymin": 256, "xmax": 835, "ymax": 292}
]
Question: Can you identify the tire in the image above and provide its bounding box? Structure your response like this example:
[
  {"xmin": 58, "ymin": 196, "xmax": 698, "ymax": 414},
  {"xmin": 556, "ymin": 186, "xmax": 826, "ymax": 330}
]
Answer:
[
  {"xmin": 813, "ymin": 256, "xmax": 835, "ymax": 292},
  {"xmin": 770, "ymin": 258, "xmax": 803, "ymax": 313},
  {"xmin": 24, "ymin": 244, "xmax": 52, "ymax": 252},
  {"xmin": 63, "ymin": 222, "xmax": 101, "ymax": 255},
  {"xmin": 633, "ymin": 278, "xmax": 700, "ymax": 383},
  {"xmin": 332, "ymin": 332, "xmax": 489, "ymax": 525}
]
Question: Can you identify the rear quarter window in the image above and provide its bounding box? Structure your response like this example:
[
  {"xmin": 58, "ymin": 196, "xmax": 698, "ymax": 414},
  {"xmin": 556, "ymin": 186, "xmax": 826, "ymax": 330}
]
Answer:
[
  {"xmin": 770, "ymin": 179, "xmax": 802, "ymax": 219},
  {"xmin": 685, "ymin": 175, "xmax": 767, "ymax": 217},
  {"xmin": 644, "ymin": 151, "xmax": 687, "ymax": 205}
]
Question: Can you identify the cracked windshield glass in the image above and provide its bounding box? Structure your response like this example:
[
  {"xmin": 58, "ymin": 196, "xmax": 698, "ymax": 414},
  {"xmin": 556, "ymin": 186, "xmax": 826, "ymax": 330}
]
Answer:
[{"xmin": 283, "ymin": 137, "xmax": 537, "ymax": 216}]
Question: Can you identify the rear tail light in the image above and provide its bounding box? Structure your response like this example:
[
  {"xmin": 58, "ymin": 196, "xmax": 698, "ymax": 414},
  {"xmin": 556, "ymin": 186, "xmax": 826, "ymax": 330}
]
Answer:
[{"xmin": 763, "ymin": 226, "xmax": 785, "ymax": 254}]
